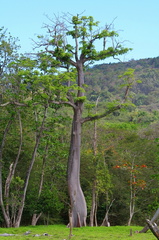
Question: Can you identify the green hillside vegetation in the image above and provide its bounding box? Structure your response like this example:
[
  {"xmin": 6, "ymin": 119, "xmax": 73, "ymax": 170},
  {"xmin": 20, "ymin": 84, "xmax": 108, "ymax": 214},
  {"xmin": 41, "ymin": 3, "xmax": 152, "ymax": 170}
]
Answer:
[{"xmin": 85, "ymin": 57, "xmax": 159, "ymax": 111}]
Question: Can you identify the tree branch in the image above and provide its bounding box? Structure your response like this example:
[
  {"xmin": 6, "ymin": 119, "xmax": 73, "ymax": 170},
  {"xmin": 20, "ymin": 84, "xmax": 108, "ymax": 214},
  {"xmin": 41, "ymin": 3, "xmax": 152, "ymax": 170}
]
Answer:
[
  {"xmin": 49, "ymin": 100, "xmax": 76, "ymax": 109},
  {"xmin": 81, "ymin": 105, "xmax": 121, "ymax": 124},
  {"xmin": 0, "ymin": 102, "xmax": 10, "ymax": 107},
  {"xmin": 1, "ymin": 100, "xmax": 76, "ymax": 109}
]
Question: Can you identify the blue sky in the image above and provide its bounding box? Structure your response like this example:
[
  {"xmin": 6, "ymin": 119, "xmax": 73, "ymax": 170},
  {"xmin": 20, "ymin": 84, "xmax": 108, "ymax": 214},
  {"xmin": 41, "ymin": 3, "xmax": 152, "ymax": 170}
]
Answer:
[{"xmin": 1, "ymin": 0, "xmax": 159, "ymax": 63}]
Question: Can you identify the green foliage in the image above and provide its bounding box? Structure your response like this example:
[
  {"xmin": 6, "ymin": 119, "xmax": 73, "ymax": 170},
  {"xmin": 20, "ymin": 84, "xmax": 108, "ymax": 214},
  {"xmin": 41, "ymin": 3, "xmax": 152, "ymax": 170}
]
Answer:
[
  {"xmin": 10, "ymin": 176, "xmax": 24, "ymax": 191},
  {"xmin": 85, "ymin": 57, "xmax": 159, "ymax": 111},
  {"xmin": 0, "ymin": 27, "xmax": 20, "ymax": 66},
  {"xmin": 74, "ymin": 96, "xmax": 86, "ymax": 102},
  {"xmin": 38, "ymin": 14, "xmax": 131, "ymax": 68}
]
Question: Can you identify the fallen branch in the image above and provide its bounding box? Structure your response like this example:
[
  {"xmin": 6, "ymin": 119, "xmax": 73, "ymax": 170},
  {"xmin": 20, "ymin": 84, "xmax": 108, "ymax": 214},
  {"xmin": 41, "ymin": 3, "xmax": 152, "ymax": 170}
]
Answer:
[{"xmin": 146, "ymin": 219, "xmax": 159, "ymax": 239}]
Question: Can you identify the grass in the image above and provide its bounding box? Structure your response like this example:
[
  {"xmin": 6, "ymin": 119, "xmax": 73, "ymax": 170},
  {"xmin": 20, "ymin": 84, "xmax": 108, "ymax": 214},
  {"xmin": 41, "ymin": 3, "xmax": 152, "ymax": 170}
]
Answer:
[{"xmin": 0, "ymin": 225, "xmax": 156, "ymax": 240}]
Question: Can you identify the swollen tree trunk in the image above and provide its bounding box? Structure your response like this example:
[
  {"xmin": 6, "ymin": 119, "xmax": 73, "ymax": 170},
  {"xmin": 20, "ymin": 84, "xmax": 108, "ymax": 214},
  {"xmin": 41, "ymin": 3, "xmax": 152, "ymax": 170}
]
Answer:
[
  {"xmin": 67, "ymin": 61, "xmax": 87, "ymax": 227},
  {"xmin": 67, "ymin": 106, "xmax": 87, "ymax": 227}
]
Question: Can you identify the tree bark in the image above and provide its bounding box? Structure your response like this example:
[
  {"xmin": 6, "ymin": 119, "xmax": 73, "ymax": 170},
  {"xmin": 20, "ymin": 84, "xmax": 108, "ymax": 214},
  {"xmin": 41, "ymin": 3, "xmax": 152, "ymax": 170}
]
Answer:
[
  {"xmin": 31, "ymin": 213, "xmax": 42, "ymax": 226},
  {"xmin": 89, "ymin": 181, "xmax": 97, "ymax": 226},
  {"xmin": 0, "ymin": 116, "xmax": 13, "ymax": 227},
  {"xmin": 67, "ymin": 106, "xmax": 87, "ymax": 227},
  {"xmin": 139, "ymin": 208, "xmax": 159, "ymax": 233},
  {"xmin": 31, "ymin": 138, "xmax": 49, "ymax": 226},
  {"xmin": 89, "ymin": 100, "xmax": 99, "ymax": 227},
  {"xmin": 146, "ymin": 219, "xmax": 159, "ymax": 239},
  {"xmin": 5, "ymin": 111, "xmax": 23, "ymax": 221},
  {"xmin": 128, "ymin": 163, "xmax": 136, "ymax": 226},
  {"xmin": 13, "ymin": 105, "xmax": 48, "ymax": 227},
  {"xmin": 101, "ymin": 198, "xmax": 115, "ymax": 227},
  {"xmin": 67, "ymin": 61, "xmax": 87, "ymax": 227}
]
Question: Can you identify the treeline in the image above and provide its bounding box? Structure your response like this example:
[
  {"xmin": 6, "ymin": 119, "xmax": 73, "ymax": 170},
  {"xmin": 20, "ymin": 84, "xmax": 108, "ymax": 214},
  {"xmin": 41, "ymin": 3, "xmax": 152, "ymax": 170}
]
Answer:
[{"xmin": 1, "ymin": 18, "xmax": 159, "ymax": 228}]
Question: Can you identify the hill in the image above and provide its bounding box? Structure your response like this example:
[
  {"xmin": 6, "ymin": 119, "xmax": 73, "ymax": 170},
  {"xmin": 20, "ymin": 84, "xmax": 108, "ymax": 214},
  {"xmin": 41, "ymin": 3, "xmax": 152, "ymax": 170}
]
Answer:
[{"xmin": 85, "ymin": 56, "xmax": 159, "ymax": 111}]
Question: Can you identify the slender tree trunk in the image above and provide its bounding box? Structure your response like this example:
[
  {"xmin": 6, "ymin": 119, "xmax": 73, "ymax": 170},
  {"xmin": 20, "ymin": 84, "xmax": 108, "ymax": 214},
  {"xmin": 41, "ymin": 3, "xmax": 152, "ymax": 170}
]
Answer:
[
  {"xmin": 89, "ymin": 180, "xmax": 97, "ymax": 226},
  {"xmin": 128, "ymin": 171, "xmax": 136, "ymax": 226},
  {"xmin": 5, "ymin": 110, "xmax": 23, "ymax": 220},
  {"xmin": 89, "ymin": 182, "xmax": 98, "ymax": 227},
  {"xmin": 89, "ymin": 97, "xmax": 101, "ymax": 227},
  {"xmin": 31, "ymin": 138, "xmax": 49, "ymax": 226},
  {"xmin": 0, "ymin": 116, "xmax": 14, "ymax": 227},
  {"xmin": 13, "ymin": 105, "xmax": 48, "ymax": 227},
  {"xmin": 94, "ymin": 192, "xmax": 98, "ymax": 226},
  {"xmin": 128, "ymin": 200, "xmax": 135, "ymax": 226},
  {"xmin": 90, "ymin": 117, "xmax": 98, "ymax": 227},
  {"xmin": 101, "ymin": 198, "xmax": 115, "ymax": 227},
  {"xmin": 31, "ymin": 213, "xmax": 42, "ymax": 226}
]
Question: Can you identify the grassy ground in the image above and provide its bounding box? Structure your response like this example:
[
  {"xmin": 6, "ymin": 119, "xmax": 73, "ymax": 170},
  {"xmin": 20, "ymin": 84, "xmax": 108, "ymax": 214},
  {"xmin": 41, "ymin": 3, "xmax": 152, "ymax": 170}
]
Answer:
[{"xmin": 0, "ymin": 225, "xmax": 156, "ymax": 240}]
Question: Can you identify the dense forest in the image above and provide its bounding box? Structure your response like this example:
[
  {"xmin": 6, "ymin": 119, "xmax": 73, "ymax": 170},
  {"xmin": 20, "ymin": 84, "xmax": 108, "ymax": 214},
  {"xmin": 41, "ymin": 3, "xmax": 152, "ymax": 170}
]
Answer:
[{"xmin": 1, "ymin": 15, "xmax": 159, "ymax": 229}]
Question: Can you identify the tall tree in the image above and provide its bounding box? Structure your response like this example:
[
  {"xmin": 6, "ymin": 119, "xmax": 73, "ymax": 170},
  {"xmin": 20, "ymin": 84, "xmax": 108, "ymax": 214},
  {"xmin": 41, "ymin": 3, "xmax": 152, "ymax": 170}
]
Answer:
[{"xmin": 35, "ymin": 14, "xmax": 131, "ymax": 227}]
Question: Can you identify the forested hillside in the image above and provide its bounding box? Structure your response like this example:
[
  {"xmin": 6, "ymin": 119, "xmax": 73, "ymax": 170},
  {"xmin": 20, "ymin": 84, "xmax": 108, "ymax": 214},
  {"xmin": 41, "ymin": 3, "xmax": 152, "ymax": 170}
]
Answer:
[
  {"xmin": 1, "ymin": 16, "xmax": 159, "ymax": 229},
  {"xmin": 85, "ymin": 57, "xmax": 159, "ymax": 110}
]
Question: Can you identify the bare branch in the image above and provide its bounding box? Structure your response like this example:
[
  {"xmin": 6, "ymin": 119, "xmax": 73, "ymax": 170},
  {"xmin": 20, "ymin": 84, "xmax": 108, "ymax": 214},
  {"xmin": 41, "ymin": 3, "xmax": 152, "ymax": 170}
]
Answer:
[
  {"xmin": 49, "ymin": 100, "xmax": 76, "ymax": 109},
  {"xmin": 0, "ymin": 102, "xmax": 10, "ymax": 107},
  {"xmin": 0, "ymin": 101, "xmax": 37, "ymax": 107}
]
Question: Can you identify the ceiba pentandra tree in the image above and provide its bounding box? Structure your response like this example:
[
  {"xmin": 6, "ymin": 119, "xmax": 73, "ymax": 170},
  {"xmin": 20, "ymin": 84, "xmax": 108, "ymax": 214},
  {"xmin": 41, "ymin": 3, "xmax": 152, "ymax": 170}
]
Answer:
[{"xmin": 37, "ymin": 14, "xmax": 131, "ymax": 227}]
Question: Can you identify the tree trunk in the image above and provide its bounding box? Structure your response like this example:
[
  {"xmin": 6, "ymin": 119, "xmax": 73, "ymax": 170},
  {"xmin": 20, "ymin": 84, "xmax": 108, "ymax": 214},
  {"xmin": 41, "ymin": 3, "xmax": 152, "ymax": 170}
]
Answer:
[
  {"xmin": 31, "ymin": 138, "xmax": 49, "ymax": 226},
  {"xmin": 128, "ymin": 167, "xmax": 136, "ymax": 226},
  {"xmin": 94, "ymin": 192, "xmax": 98, "ymax": 226},
  {"xmin": 67, "ymin": 107, "xmax": 87, "ymax": 227},
  {"xmin": 128, "ymin": 213, "xmax": 134, "ymax": 226},
  {"xmin": 13, "ymin": 105, "xmax": 48, "ymax": 227},
  {"xmin": 89, "ymin": 105, "xmax": 99, "ymax": 227},
  {"xmin": 89, "ymin": 181, "xmax": 97, "ymax": 226},
  {"xmin": 139, "ymin": 208, "xmax": 159, "ymax": 233},
  {"xmin": 101, "ymin": 198, "xmax": 115, "ymax": 227},
  {"xmin": 0, "ymin": 116, "xmax": 13, "ymax": 227},
  {"xmin": 5, "ymin": 110, "xmax": 23, "ymax": 221},
  {"xmin": 31, "ymin": 213, "xmax": 42, "ymax": 226},
  {"xmin": 67, "ymin": 61, "xmax": 87, "ymax": 227},
  {"xmin": 146, "ymin": 219, "xmax": 159, "ymax": 239}
]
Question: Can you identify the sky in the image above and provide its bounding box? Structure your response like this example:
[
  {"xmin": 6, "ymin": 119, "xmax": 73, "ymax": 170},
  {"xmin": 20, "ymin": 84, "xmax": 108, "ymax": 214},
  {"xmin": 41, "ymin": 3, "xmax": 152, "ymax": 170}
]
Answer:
[{"xmin": 1, "ymin": 0, "xmax": 159, "ymax": 64}]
